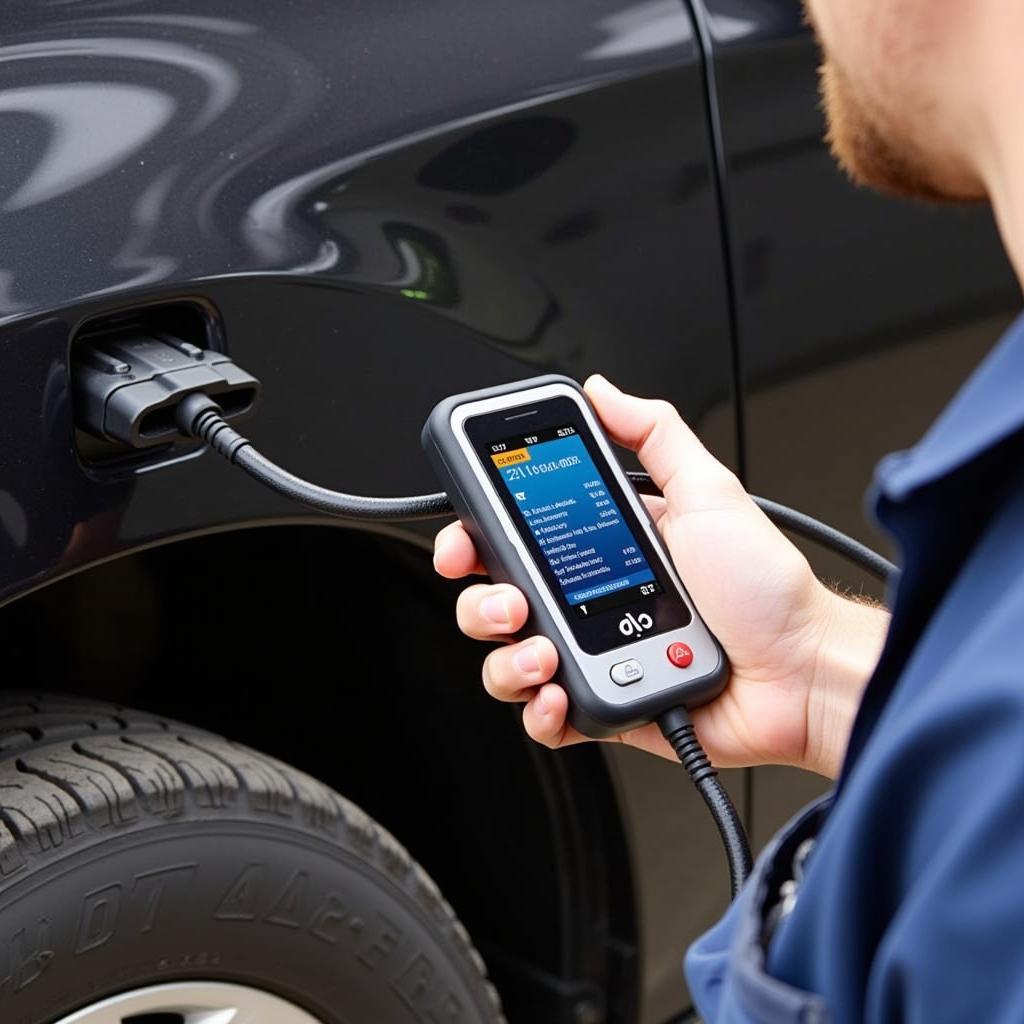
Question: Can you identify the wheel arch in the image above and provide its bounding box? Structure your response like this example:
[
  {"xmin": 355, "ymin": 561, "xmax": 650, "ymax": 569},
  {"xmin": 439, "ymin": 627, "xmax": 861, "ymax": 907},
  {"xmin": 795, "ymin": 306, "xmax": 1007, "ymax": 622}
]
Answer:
[{"xmin": 0, "ymin": 521, "xmax": 639, "ymax": 1023}]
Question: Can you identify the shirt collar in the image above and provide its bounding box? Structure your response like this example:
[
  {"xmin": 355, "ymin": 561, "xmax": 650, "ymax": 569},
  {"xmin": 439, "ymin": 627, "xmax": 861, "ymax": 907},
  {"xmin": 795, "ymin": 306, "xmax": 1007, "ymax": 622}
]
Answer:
[{"xmin": 876, "ymin": 310, "xmax": 1024, "ymax": 501}]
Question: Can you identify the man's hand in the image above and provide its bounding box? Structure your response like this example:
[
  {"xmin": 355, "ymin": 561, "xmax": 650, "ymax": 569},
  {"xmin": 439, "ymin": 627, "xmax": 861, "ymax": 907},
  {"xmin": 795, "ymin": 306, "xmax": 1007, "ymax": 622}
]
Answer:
[{"xmin": 433, "ymin": 376, "xmax": 889, "ymax": 778}]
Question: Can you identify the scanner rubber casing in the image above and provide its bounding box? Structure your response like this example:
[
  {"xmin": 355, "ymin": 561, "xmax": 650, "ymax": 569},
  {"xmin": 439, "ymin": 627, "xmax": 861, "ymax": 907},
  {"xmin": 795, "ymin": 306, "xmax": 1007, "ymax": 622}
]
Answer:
[{"xmin": 422, "ymin": 374, "xmax": 728, "ymax": 738}]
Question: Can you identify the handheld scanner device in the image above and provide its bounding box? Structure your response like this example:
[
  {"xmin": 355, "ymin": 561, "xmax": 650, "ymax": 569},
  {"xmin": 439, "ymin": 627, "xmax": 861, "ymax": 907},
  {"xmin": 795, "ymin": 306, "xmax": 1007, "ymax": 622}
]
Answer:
[{"xmin": 422, "ymin": 375, "xmax": 727, "ymax": 738}]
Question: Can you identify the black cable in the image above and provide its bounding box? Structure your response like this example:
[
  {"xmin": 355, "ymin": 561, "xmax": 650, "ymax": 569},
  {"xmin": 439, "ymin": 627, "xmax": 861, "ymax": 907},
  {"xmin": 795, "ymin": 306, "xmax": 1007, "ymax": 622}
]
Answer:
[
  {"xmin": 658, "ymin": 706, "xmax": 752, "ymax": 898},
  {"xmin": 178, "ymin": 395, "xmax": 897, "ymax": 582},
  {"xmin": 626, "ymin": 472, "xmax": 897, "ymax": 581},
  {"xmin": 177, "ymin": 394, "xmax": 452, "ymax": 521},
  {"xmin": 753, "ymin": 497, "xmax": 896, "ymax": 580}
]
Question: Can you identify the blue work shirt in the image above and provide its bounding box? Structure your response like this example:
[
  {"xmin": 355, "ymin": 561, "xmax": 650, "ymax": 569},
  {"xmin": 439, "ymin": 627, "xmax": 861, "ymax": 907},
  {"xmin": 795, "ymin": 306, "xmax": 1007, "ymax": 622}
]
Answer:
[{"xmin": 686, "ymin": 311, "xmax": 1024, "ymax": 1023}]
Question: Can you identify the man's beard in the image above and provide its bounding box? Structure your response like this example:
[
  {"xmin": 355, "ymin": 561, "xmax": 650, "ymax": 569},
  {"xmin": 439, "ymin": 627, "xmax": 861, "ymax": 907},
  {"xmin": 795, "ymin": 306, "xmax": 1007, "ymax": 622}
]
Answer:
[{"xmin": 818, "ymin": 57, "xmax": 969, "ymax": 202}]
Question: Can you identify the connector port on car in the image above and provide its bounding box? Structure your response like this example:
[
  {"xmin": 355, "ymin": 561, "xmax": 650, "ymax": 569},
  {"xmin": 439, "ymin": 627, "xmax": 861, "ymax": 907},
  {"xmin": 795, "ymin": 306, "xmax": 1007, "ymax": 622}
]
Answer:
[{"xmin": 70, "ymin": 299, "xmax": 259, "ymax": 469}]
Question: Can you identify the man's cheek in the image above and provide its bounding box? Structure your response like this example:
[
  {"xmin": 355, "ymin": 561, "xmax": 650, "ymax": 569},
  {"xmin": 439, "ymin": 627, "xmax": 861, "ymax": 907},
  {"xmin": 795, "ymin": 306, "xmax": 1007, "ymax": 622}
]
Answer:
[{"xmin": 804, "ymin": 0, "xmax": 878, "ymax": 73}]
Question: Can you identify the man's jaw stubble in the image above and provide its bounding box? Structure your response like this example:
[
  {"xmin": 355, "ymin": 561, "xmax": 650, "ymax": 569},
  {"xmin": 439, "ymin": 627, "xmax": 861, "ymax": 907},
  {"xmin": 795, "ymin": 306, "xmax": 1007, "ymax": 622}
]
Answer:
[{"xmin": 817, "ymin": 57, "xmax": 973, "ymax": 203}]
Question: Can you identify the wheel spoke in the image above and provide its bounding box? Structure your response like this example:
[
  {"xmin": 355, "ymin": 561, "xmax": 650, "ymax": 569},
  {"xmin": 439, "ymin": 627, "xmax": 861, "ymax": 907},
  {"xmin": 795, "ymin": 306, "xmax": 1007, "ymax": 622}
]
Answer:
[{"xmin": 190, "ymin": 1011, "xmax": 238, "ymax": 1024}]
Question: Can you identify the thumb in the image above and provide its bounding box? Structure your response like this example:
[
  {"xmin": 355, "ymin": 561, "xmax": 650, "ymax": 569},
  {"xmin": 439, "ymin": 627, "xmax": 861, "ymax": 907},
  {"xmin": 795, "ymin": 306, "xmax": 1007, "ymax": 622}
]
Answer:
[{"xmin": 583, "ymin": 375, "xmax": 742, "ymax": 513}]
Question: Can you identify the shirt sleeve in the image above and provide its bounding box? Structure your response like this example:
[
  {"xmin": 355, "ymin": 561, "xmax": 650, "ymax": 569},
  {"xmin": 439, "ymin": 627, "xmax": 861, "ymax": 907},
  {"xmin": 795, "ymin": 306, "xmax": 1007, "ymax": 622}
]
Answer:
[
  {"xmin": 862, "ymin": 681, "xmax": 1024, "ymax": 1023},
  {"xmin": 685, "ymin": 794, "xmax": 834, "ymax": 1024},
  {"xmin": 684, "ymin": 886, "xmax": 749, "ymax": 1021}
]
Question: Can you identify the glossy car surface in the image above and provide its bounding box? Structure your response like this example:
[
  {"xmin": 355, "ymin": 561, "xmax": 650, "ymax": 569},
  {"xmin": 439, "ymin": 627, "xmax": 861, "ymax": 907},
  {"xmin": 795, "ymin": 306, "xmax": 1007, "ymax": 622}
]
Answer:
[{"xmin": 0, "ymin": 2, "xmax": 1018, "ymax": 1022}]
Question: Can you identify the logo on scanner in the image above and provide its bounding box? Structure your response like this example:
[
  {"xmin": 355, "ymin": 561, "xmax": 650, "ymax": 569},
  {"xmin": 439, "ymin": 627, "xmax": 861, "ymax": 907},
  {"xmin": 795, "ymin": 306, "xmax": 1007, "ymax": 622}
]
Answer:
[{"xmin": 618, "ymin": 612, "xmax": 654, "ymax": 638}]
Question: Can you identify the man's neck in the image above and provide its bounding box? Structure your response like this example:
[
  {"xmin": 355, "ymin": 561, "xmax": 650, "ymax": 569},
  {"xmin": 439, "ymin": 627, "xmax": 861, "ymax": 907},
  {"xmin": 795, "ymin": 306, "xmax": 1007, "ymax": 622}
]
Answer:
[
  {"xmin": 972, "ymin": 18, "xmax": 1024, "ymax": 288},
  {"xmin": 985, "ymin": 135, "xmax": 1024, "ymax": 287}
]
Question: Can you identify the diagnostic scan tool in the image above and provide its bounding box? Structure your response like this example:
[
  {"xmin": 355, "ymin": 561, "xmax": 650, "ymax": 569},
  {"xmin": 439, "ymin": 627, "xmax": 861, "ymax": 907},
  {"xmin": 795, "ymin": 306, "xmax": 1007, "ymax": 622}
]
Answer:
[{"xmin": 423, "ymin": 375, "xmax": 727, "ymax": 737}]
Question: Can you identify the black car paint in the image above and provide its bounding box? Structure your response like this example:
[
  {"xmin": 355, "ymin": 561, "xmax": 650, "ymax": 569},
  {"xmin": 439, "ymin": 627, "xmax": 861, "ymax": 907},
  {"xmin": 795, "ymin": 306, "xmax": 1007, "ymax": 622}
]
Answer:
[
  {"xmin": 0, "ymin": 1, "xmax": 734, "ymax": 602},
  {"xmin": 0, "ymin": 1, "xmax": 1018, "ymax": 1022}
]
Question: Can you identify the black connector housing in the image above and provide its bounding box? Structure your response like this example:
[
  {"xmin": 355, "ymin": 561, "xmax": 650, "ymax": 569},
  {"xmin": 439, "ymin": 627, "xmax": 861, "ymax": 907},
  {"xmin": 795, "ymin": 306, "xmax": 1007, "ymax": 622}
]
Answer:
[{"xmin": 73, "ymin": 333, "xmax": 260, "ymax": 449}]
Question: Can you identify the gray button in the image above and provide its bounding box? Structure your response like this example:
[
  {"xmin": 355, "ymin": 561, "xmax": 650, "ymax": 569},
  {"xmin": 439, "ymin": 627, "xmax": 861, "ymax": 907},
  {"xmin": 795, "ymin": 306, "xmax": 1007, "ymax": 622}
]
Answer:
[{"xmin": 610, "ymin": 659, "xmax": 644, "ymax": 686}]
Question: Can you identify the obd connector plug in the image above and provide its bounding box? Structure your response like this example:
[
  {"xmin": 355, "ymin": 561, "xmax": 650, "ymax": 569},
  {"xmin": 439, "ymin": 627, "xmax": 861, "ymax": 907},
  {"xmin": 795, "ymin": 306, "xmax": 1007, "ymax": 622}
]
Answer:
[{"xmin": 73, "ymin": 334, "xmax": 260, "ymax": 449}]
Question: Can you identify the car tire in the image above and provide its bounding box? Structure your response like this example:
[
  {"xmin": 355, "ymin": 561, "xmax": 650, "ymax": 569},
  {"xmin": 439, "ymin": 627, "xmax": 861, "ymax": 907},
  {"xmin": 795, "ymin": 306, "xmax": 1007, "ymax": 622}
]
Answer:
[{"xmin": 0, "ymin": 693, "xmax": 504, "ymax": 1023}]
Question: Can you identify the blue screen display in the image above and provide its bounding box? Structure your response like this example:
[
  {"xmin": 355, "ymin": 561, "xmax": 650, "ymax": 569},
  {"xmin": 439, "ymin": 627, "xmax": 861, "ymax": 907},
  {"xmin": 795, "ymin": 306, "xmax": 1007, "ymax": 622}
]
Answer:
[{"xmin": 494, "ymin": 430, "xmax": 657, "ymax": 609}]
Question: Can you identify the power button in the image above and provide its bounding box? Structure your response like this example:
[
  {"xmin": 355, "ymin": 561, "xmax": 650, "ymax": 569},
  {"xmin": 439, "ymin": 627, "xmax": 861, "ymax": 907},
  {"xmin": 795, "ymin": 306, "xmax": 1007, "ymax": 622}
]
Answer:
[{"xmin": 666, "ymin": 642, "xmax": 693, "ymax": 668}]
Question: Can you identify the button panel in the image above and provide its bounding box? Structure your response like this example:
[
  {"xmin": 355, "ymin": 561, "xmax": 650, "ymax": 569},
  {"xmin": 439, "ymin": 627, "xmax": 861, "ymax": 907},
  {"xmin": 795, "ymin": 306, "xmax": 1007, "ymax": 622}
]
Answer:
[{"xmin": 610, "ymin": 659, "xmax": 645, "ymax": 686}]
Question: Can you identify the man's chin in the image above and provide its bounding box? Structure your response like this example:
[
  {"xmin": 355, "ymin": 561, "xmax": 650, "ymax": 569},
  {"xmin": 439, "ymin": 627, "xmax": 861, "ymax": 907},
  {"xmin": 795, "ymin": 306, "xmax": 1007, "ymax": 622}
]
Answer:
[{"xmin": 819, "ymin": 59, "xmax": 984, "ymax": 204}]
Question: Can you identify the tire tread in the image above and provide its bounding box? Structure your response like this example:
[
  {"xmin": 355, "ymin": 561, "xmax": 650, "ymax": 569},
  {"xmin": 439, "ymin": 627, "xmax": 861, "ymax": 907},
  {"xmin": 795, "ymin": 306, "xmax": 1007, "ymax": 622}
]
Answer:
[{"xmin": 0, "ymin": 692, "xmax": 504, "ymax": 1021}]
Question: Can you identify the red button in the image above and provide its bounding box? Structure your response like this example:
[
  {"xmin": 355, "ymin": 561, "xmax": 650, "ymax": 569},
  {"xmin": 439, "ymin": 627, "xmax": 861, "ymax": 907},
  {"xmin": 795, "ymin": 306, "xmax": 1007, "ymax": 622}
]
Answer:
[{"xmin": 666, "ymin": 642, "xmax": 693, "ymax": 668}]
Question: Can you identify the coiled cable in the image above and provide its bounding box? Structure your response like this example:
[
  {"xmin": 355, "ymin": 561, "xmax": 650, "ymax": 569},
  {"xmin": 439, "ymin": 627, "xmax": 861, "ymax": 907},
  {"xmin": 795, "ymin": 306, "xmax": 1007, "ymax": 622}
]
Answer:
[{"xmin": 658, "ymin": 706, "xmax": 752, "ymax": 897}]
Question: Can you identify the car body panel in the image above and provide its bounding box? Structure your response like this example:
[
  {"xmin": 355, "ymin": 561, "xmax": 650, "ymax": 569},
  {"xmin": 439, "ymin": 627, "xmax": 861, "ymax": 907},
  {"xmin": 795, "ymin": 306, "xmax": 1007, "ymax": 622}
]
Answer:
[{"xmin": 0, "ymin": 0, "xmax": 735, "ymax": 606}]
